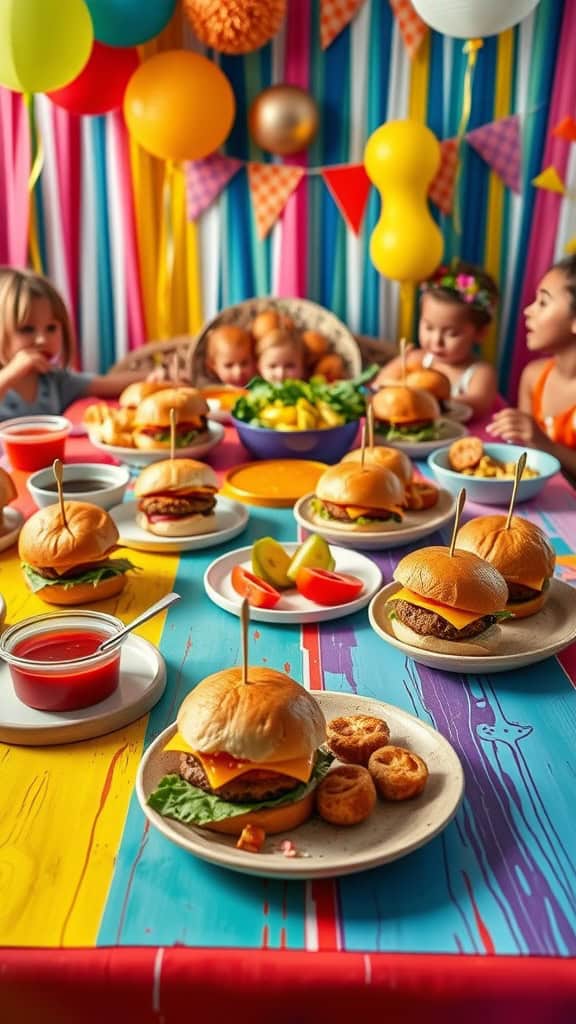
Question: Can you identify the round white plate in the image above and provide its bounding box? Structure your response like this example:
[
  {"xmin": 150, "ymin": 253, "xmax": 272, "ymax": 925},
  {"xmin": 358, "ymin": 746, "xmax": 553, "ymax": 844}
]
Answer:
[
  {"xmin": 293, "ymin": 488, "xmax": 456, "ymax": 551},
  {"xmin": 0, "ymin": 634, "xmax": 166, "ymax": 746},
  {"xmin": 87, "ymin": 421, "xmax": 225, "ymax": 469},
  {"xmin": 204, "ymin": 543, "xmax": 382, "ymax": 624},
  {"xmin": 375, "ymin": 419, "xmax": 468, "ymax": 457},
  {"xmin": 0, "ymin": 507, "xmax": 24, "ymax": 552},
  {"xmin": 136, "ymin": 690, "xmax": 464, "ymax": 879},
  {"xmin": 444, "ymin": 400, "xmax": 473, "ymax": 424},
  {"xmin": 207, "ymin": 399, "xmax": 232, "ymax": 424},
  {"xmin": 369, "ymin": 579, "xmax": 576, "ymax": 674},
  {"xmin": 110, "ymin": 498, "xmax": 249, "ymax": 554}
]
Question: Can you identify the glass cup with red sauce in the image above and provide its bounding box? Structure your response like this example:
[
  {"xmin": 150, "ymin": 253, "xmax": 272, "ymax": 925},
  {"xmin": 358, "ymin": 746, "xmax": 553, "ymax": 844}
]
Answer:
[
  {"xmin": 0, "ymin": 610, "xmax": 124, "ymax": 711},
  {"xmin": 0, "ymin": 415, "xmax": 72, "ymax": 472}
]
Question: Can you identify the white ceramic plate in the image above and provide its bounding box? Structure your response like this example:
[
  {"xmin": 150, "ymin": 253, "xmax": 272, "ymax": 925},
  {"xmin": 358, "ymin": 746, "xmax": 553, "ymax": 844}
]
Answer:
[
  {"xmin": 0, "ymin": 634, "xmax": 166, "ymax": 746},
  {"xmin": 136, "ymin": 690, "xmax": 464, "ymax": 879},
  {"xmin": 293, "ymin": 488, "xmax": 456, "ymax": 551},
  {"xmin": 0, "ymin": 507, "xmax": 24, "ymax": 552},
  {"xmin": 369, "ymin": 579, "xmax": 576, "ymax": 674},
  {"xmin": 206, "ymin": 399, "xmax": 232, "ymax": 424},
  {"xmin": 110, "ymin": 498, "xmax": 249, "ymax": 554},
  {"xmin": 204, "ymin": 543, "xmax": 382, "ymax": 623},
  {"xmin": 375, "ymin": 419, "xmax": 468, "ymax": 457},
  {"xmin": 87, "ymin": 421, "xmax": 225, "ymax": 468},
  {"xmin": 443, "ymin": 400, "xmax": 473, "ymax": 424}
]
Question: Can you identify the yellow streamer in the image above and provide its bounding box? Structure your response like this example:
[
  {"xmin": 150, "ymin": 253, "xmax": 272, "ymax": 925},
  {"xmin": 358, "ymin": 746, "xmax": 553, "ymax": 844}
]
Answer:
[
  {"xmin": 453, "ymin": 38, "xmax": 484, "ymax": 236},
  {"xmin": 23, "ymin": 93, "xmax": 44, "ymax": 273},
  {"xmin": 156, "ymin": 159, "xmax": 176, "ymax": 340}
]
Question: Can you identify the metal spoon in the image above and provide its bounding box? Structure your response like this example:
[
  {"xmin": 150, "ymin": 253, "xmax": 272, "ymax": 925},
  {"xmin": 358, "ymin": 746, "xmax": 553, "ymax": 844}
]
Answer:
[{"xmin": 98, "ymin": 592, "xmax": 181, "ymax": 653}]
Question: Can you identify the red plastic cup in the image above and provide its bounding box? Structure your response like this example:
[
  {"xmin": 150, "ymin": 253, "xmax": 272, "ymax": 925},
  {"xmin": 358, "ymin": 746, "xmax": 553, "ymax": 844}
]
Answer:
[{"xmin": 0, "ymin": 415, "xmax": 71, "ymax": 471}]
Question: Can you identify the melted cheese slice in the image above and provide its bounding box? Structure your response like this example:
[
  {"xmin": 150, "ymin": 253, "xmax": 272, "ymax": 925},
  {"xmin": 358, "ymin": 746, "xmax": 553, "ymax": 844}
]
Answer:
[
  {"xmin": 387, "ymin": 587, "xmax": 483, "ymax": 630},
  {"xmin": 345, "ymin": 505, "xmax": 404, "ymax": 520},
  {"xmin": 163, "ymin": 733, "xmax": 314, "ymax": 788},
  {"xmin": 518, "ymin": 575, "xmax": 546, "ymax": 592}
]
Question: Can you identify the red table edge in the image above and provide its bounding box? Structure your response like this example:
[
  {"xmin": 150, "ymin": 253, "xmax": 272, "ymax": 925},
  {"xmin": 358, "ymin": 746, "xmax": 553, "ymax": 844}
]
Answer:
[{"xmin": 1, "ymin": 948, "xmax": 574, "ymax": 1023}]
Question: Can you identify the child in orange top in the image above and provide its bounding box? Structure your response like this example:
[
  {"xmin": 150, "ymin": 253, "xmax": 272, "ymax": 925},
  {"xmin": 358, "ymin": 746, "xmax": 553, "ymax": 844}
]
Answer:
[
  {"xmin": 488, "ymin": 255, "xmax": 576, "ymax": 477},
  {"xmin": 256, "ymin": 329, "xmax": 305, "ymax": 383},
  {"xmin": 205, "ymin": 325, "xmax": 256, "ymax": 387},
  {"xmin": 373, "ymin": 261, "xmax": 499, "ymax": 417}
]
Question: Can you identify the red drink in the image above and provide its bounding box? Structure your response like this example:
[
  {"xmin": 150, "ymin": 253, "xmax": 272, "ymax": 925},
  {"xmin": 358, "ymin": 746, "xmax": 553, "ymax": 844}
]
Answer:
[
  {"xmin": 10, "ymin": 628, "xmax": 121, "ymax": 711},
  {"xmin": 0, "ymin": 416, "xmax": 71, "ymax": 472}
]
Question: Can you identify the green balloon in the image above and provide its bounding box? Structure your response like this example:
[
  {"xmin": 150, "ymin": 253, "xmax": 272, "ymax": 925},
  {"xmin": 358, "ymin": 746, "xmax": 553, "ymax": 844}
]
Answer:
[{"xmin": 0, "ymin": 0, "xmax": 93, "ymax": 94}]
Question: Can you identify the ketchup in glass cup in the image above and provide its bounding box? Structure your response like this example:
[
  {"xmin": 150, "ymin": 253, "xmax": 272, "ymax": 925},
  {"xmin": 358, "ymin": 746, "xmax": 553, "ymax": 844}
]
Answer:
[
  {"xmin": 0, "ymin": 611, "xmax": 123, "ymax": 711},
  {"xmin": 0, "ymin": 415, "xmax": 71, "ymax": 472}
]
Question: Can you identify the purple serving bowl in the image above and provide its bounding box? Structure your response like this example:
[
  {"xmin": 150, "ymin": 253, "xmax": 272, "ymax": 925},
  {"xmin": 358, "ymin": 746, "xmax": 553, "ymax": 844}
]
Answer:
[{"xmin": 232, "ymin": 416, "xmax": 360, "ymax": 462}]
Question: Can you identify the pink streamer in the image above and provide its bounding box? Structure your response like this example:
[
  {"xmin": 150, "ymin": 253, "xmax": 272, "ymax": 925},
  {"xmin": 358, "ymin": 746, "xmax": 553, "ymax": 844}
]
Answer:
[
  {"xmin": 52, "ymin": 104, "xmax": 82, "ymax": 327},
  {"xmin": 509, "ymin": 2, "xmax": 576, "ymax": 397},
  {"xmin": 0, "ymin": 88, "xmax": 30, "ymax": 267},
  {"xmin": 110, "ymin": 109, "xmax": 145, "ymax": 348},
  {"xmin": 277, "ymin": 0, "xmax": 311, "ymax": 298}
]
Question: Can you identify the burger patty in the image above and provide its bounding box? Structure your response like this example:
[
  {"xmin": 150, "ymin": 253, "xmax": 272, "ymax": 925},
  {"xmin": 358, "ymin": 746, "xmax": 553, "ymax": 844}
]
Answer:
[
  {"xmin": 139, "ymin": 495, "xmax": 216, "ymax": 517},
  {"xmin": 321, "ymin": 500, "xmax": 393, "ymax": 522},
  {"xmin": 393, "ymin": 599, "xmax": 495, "ymax": 641},
  {"xmin": 32, "ymin": 560, "xmax": 113, "ymax": 581},
  {"xmin": 507, "ymin": 582, "xmax": 542, "ymax": 602},
  {"xmin": 179, "ymin": 753, "xmax": 300, "ymax": 801}
]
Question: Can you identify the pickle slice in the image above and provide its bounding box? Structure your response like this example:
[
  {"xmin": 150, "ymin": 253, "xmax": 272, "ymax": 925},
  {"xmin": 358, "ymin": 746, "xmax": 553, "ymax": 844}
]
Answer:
[
  {"xmin": 287, "ymin": 534, "xmax": 335, "ymax": 582},
  {"xmin": 252, "ymin": 537, "xmax": 293, "ymax": 589}
]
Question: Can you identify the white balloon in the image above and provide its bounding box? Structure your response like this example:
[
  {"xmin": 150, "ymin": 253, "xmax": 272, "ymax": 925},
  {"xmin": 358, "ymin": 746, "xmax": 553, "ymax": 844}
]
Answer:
[{"xmin": 412, "ymin": 0, "xmax": 541, "ymax": 39}]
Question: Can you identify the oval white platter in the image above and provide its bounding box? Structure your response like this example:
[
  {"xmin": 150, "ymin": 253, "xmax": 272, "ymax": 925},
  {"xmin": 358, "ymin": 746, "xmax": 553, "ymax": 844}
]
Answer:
[
  {"xmin": 369, "ymin": 578, "xmax": 576, "ymax": 674},
  {"xmin": 88, "ymin": 421, "xmax": 225, "ymax": 468},
  {"xmin": 293, "ymin": 488, "xmax": 456, "ymax": 551},
  {"xmin": 110, "ymin": 497, "xmax": 249, "ymax": 554},
  {"xmin": 136, "ymin": 690, "xmax": 465, "ymax": 880},
  {"xmin": 0, "ymin": 635, "xmax": 166, "ymax": 746},
  {"xmin": 204, "ymin": 542, "xmax": 382, "ymax": 624},
  {"xmin": 375, "ymin": 419, "xmax": 468, "ymax": 458}
]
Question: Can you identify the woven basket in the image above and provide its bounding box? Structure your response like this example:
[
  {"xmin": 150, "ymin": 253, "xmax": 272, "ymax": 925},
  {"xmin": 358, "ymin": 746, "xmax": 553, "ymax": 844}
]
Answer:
[{"xmin": 189, "ymin": 297, "xmax": 363, "ymax": 387}]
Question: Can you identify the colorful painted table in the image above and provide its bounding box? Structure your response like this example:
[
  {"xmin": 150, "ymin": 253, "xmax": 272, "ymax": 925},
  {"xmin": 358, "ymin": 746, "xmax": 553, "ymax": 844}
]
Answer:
[{"xmin": 1, "ymin": 407, "xmax": 575, "ymax": 1023}]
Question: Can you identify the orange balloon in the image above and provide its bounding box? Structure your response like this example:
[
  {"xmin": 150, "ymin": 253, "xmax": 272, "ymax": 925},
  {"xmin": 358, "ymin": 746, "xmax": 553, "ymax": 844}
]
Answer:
[{"xmin": 124, "ymin": 49, "xmax": 235, "ymax": 161}]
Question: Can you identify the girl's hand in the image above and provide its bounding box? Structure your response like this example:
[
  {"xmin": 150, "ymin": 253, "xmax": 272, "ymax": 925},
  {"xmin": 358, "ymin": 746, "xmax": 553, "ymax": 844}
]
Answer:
[
  {"xmin": 487, "ymin": 408, "xmax": 549, "ymax": 448},
  {"xmin": 1, "ymin": 348, "xmax": 52, "ymax": 383}
]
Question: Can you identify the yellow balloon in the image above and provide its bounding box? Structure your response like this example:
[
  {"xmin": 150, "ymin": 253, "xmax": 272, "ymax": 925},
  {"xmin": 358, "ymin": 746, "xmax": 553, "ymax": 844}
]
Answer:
[
  {"xmin": 124, "ymin": 50, "xmax": 236, "ymax": 163},
  {"xmin": 0, "ymin": 0, "xmax": 93, "ymax": 94},
  {"xmin": 364, "ymin": 120, "xmax": 444, "ymax": 282}
]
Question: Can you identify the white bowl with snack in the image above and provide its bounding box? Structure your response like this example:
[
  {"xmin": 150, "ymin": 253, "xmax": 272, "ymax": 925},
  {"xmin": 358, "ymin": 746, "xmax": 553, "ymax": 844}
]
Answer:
[
  {"xmin": 427, "ymin": 441, "xmax": 561, "ymax": 505},
  {"xmin": 27, "ymin": 462, "xmax": 130, "ymax": 511}
]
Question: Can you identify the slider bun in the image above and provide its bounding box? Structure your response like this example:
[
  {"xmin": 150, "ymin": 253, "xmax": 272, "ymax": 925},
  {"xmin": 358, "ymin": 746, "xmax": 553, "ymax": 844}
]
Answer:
[
  {"xmin": 316, "ymin": 461, "xmax": 405, "ymax": 510},
  {"xmin": 132, "ymin": 430, "xmax": 209, "ymax": 452},
  {"xmin": 405, "ymin": 368, "xmax": 451, "ymax": 402},
  {"xmin": 18, "ymin": 501, "xmax": 119, "ymax": 573},
  {"xmin": 372, "ymin": 385, "xmax": 440, "ymax": 424},
  {"xmin": 177, "ymin": 666, "xmax": 326, "ymax": 763},
  {"xmin": 134, "ymin": 387, "xmax": 208, "ymax": 427},
  {"xmin": 135, "ymin": 458, "xmax": 218, "ymax": 497},
  {"xmin": 389, "ymin": 616, "xmax": 502, "ymax": 658},
  {"xmin": 457, "ymin": 514, "xmax": 556, "ymax": 587},
  {"xmin": 0, "ymin": 467, "xmax": 17, "ymax": 508},
  {"xmin": 393, "ymin": 546, "xmax": 508, "ymax": 614},
  {"xmin": 136, "ymin": 510, "xmax": 218, "ymax": 537},
  {"xmin": 342, "ymin": 446, "xmax": 413, "ymax": 485},
  {"xmin": 118, "ymin": 381, "xmax": 171, "ymax": 408},
  {"xmin": 32, "ymin": 573, "xmax": 126, "ymax": 607},
  {"xmin": 200, "ymin": 789, "xmax": 316, "ymax": 836}
]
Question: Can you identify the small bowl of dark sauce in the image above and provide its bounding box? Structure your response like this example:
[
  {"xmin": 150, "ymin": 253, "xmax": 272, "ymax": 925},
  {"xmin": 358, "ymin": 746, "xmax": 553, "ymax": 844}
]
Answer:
[{"xmin": 27, "ymin": 462, "xmax": 130, "ymax": 511}]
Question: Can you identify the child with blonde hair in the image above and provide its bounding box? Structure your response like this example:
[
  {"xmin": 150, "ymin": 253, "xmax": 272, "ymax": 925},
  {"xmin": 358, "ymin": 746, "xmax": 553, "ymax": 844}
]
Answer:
[
  {"xmin": 0, "ymin": 267, "xmax": 153, "ymax": 419},
  {"xmin": 256, "ymin": 328, "xmax": 305, "ymax": 383},
  {"xmin": 205, "ymin": 325, "xmax": 256, "ymax": 387},
  {"xmin": 488, "ymin": 255, "xmax": 576, "ymax": 477},
  {"xmin": 374, "ymin": 260, "xmax": 500, "ymax": 417}
]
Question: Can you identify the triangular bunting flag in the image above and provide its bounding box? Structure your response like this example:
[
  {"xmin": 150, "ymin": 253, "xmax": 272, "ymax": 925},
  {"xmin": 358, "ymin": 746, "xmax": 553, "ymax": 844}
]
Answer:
[
  {"xmin": 466, "ymin": 115, "xmax": 521, "ymax": 193},
  {"xmin": 428, "ymin": 139, "xmax": 458, "ymax": 215},
  {"xmin": 532, "ymin": 167, "xmax": 565, "ymax": 194},
  {"xmin": 553, "ymin": 116, "xmax": 576, "ymax": 143},
  {"xmin": 389, "ymin": 0, "xmax": 428, "ymax": 59},
  {"xmin": 564, "ymin": 237, "xmax": 576, "ymax": 255},
  {"xmin": 321, "ymin": 164, "xmax": 372, "ymax": 234},
  {"xmin": 321, "ymin": 0, "xmax": 366, "ymax": 50},
  {"xmin": 247, "ymin": 164, "xmax": 305, "ymax": 239},
  {"xmin": 185, "ymin": 153, "xmax": 243, "ymax": 221}
]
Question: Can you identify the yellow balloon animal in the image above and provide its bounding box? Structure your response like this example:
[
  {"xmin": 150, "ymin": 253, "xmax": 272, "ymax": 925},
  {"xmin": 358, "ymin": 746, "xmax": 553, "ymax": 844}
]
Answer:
[{"xmin": 364, "ymin": 120, "xmax": 443, "ymax": 283}]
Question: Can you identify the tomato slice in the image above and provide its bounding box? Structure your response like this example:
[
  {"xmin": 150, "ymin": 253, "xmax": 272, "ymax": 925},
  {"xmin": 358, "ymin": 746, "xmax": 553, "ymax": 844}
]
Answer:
[
  {"xmin": 231, "ymin": 565, "xmax": 281, "ymax": 609},
  {"xmin": 295, "ymin": 567, "xmax": 364, "ymax": 606}
]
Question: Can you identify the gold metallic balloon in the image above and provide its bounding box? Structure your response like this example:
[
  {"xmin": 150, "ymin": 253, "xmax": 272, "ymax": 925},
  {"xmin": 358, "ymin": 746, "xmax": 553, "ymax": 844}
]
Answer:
[{"xmin": 249, "ymin": 85, "xmax": 319, "ymax": 156}]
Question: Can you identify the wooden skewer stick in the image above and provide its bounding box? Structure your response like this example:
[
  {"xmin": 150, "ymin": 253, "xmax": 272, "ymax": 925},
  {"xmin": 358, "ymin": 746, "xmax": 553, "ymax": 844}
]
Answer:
[
  {"xmin": 400, "ymin": 337, "xmax": 408, "ymax": 384},
  {"xmin": 52, "ymin": 459, "xmax": 70, "ymax": 532},
  {"xmin": 240, "ymin": 597, "xmax": 250, "ymax": 685},
  {"xmin": 169, "ymin": 407, "xmax": 176, "ymax": 463},
  {"xmin": 366, "ymin": 401, "xmax": 375, "ymax": 450},
  {"xmin": 360, "ymin": 420, "xmax": 367, "ymax": 468},
  {"xmin": 505, "ymin": 452, "xmax": 527, "ymax": 530},
  {"xmin": 448, "ymin": 487, "xmax": 467, "ymax": 557}
]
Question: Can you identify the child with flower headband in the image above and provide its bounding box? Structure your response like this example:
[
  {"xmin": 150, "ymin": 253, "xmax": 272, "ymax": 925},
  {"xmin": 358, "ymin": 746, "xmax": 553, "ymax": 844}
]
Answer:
[{"xmin": 374, "ymin": 260, "xmax": 500, "ymax": 417}]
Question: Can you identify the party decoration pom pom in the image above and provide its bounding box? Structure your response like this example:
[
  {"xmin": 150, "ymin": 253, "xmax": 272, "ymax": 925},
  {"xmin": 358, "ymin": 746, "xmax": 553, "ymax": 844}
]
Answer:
[{"xmin": 184, "ymin": 0, "xmax": 286, "ymax": 54}]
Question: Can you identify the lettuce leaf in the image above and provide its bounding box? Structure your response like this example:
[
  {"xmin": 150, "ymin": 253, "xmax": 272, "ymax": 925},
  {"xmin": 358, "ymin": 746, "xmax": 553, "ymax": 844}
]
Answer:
[
  {"xmin": 378, "ymin": 423, "xmax": 440, "ymax": 443},
  {"xmin": 147, "ymin": 429, "xmax": 203, "ymax": 446},
  {"xmin": 310, "ymin": 498, "xmax": 401, "ymax": 525},
  {"xmin": 22, "ymin": 558, "xmax": 135, "ymax": 593},
  {"xmin": 147, "ymin": 748, "xmax": 334, "ymax": 827}
]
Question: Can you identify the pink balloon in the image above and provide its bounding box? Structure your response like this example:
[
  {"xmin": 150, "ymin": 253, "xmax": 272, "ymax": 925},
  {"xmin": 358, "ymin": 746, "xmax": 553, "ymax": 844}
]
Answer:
[{"xmin": 48, "ymin": 40, "xmax": 139, "ymax": 116}]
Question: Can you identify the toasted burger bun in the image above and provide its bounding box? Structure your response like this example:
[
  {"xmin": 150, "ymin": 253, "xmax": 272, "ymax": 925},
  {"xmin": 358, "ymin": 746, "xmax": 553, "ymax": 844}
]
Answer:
[
  {"xmin": 342, "ymin": 446, "xmax": 413, "ymax": 486},
  {"xmin": 134, "ymin": 387, "xmax": 209, "ymax": 428},
  {"xmin": 405, "ymin": 368, "xmax": 451, "ymax": 403},
  {"xmin": 135, "ymin": 458, "xmax": 218, "ymax": 498},
  {"xmin": 136, "ymin": 510, "xmax": 217, "ymax": 537},
  {"xmin": 119, "ymin": 381, "xmax": 171, "ymax": 408},
  {"xmin": 19, "ymin": 501, "xmax": 119, "ymax": 574},
  {"xmin": 394, "ymin": 545, "xmax": 508, "ymax": 614},
  {"xmin": 202, "ymin": 789, "xmax": 316, "ymax": 835},
  {"xmin": 505, "ymin": 590, "xmax": 547, "ymax": 619},
  {"xmin": 33, "ymin": 573, "xmax": 126, "ymax": 607},
  {"xmin": 0, "ymin": 466, "xmax": 17, "ymax": 508},
  {"xmin": 316, "ymin": 461, "xmax": 405, "ymax": 511},
  {"xmin": 178, "ymin": 665, "xmax": 326, "ymax": 763},
  {"xmin": 372, "ymin": 385, "xmax": 440, "ymax": 425},
  {"xmin": 389, "ymin": 616, "xmax": 502, "ymax": 657}
]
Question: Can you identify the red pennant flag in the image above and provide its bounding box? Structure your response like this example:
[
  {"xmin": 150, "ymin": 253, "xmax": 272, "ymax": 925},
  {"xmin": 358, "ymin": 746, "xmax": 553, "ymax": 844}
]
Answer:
[
  {"xmin": 552, "ymin": 116, "xmax": 576, "ymax": 143},
  {"xmin": 389, "ymin": 0, "xmax": 428, "ymax": 59},
  {"xmin": 247, "ymin": 164, "xmax": 305, "ymax": 239},
  {"xmin": 428, "ymin": 139, "xmax": 458, "ymax": 215},
  {"xmin": 321, "ymin": 164, "xmax": 372, "ymax": 234}
]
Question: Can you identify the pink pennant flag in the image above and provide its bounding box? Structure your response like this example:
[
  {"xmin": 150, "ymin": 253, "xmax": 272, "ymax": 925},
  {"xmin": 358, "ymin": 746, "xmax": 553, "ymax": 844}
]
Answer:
[
  {"xmin": 466, "ymin": 115, "xmax": 522, "ymax": 194},
  {"xmin": 321, "ymin": 164, "xmax": 372, "ymax": 234},
  {"xmin": 389, "ymin": 0, "xmax": 428, "ymax": 59},
  {"xmin": 320, "ymin": 0, "xmax": 366, "ymax": 50},
  {"xmin": 185, "ymin": 153, "xmax": 243, "ymax": 222},
  {"xmin": 247, "ymin": 163, "xmax": 305, "ymax": 239},
  {"xmin": 428, "ymin": 139, "xmax": 458, "ymax": 215}
]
